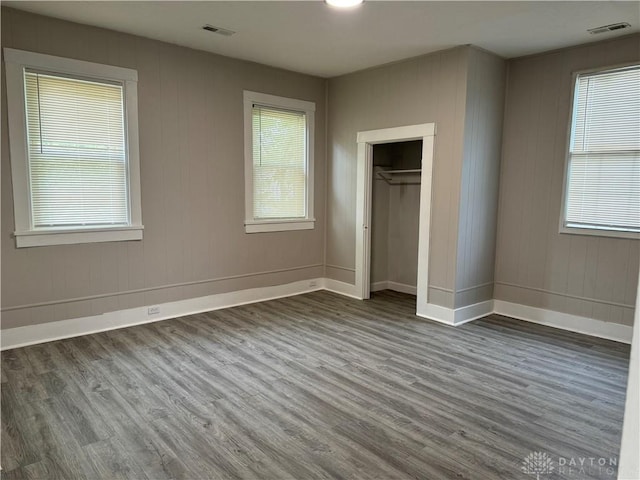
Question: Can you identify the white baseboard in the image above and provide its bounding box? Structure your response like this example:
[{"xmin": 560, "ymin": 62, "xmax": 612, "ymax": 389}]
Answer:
[
  {"xmin": 323, "ymin": 278, "xmax": 361, "ymax": 299},
  {"xmin": 371, "ymin": 281, "xmax": 417, "ymax": 295},
  {"xmin": 2, "ymin": 279, "xmax": 632, "ymax": 350},
  {"xmin": 453, "ymin": 300, "xmax": 494, "ymax": 325},
  {"xmin": 419, "ymin": 298, "xmax": 631, "ymax": 343},
  {"xmin": 416, "ymin": 302, "xmax": 455, "ymax": 325},
  {"xmin": 1, "ymin": 278, "xmax": 324, "ymax": 351},
  {"xmin": 493, "ymin": 300, "xmax": 633, "ymax": 344},
  {"xmin": 416, "ymin": 299, "xmax": 494, "ymax": 326}
]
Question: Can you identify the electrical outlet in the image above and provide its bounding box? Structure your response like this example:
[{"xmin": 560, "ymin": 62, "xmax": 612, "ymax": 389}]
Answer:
[{"xmin": 147, "ymin": 306, "xmax": 160, "ymax": 316}]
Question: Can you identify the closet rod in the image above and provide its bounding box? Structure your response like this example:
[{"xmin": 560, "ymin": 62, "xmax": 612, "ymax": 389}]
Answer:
[{"xmin": 376, "ymin": 169, "xmax": 421, "ymax": 185}]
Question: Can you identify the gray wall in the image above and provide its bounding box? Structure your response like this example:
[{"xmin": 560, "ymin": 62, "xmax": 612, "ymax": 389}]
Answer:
[
  {"xmin": 326, "ymin": 47, "xmax": 471, "ymax": 308},
  {"xmin": 370, "ymin": 171, "xmax": 390, "ymax": 285},
  {"xmin": 388, "ymin": 184, "xmax": 421, "ymax": 288},
  {"xmin": 0, "ymin": 8, "xmax": 327, "ymax": 329},
  {"xmin": 455, "ymin": 48, "xmax": 506, "ymax": 308},
  {"xmin": 494, "ymin": 34, "xmax": 640, "ymax": 326}
]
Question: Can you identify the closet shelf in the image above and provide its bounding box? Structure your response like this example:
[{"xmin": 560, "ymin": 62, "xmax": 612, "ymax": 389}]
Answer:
[{"xmin": 376, "ymin": 169, "xmax": 421, "ymax": 185}]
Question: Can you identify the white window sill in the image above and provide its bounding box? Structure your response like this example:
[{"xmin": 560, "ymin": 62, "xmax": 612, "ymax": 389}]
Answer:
[
  {"xmin": 245, "ymin": 219, "xmax": 315, "ymax": 233},
  {"xmin": 14, "ymin": 225, "xmax": 144, "ymax": 248},
  {"xmin": 560, "ymin": 224, "xmax": 640, "ymax": 240}
]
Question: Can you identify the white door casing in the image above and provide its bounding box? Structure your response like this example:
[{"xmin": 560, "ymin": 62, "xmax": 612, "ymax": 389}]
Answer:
[{"xmin": 354, "ymin": 123, "xmax": 435, "ymax": 315}]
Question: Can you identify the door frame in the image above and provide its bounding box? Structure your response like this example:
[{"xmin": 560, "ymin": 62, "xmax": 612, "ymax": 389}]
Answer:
[{"xmin": 354, "ymin": 123, "xmax": 435, "ymax": 312}]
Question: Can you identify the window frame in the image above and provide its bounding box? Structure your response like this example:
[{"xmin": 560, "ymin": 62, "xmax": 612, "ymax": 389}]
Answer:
[
  {"xmin": 4, "ymin": 48, "xmax": 143, "ymax": 248},
  {"xmin": 243, "ymin": 90, "xmax": 315, "ymax": 234},
  {"xmin": 559, "ymin": 62, "xmax": 640, "ymax": 240}
]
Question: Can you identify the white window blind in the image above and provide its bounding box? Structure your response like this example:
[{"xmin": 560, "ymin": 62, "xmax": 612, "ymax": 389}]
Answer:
[
  {"xmin": 24, "ymin": 71, "xmax": 129, "ymax": 228},
  {"xmin": 565, "ymin": 65, "xmax": 640, "ymax": 233},
  {"xmin": 252, "ymin": 105, "xmax": 307, "ymax": 219}
]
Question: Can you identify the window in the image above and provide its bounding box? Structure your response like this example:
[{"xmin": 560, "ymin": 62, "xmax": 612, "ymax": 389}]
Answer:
[
  {"xmin": 4, "ymin": 48, "xmax": 143, "ymax": 247},
  {"xmin": 561, "ymin": 64, "xmax": 640, "ymax": 238},
  {"xmin": 243, "ymin": 91, "xmax": 315, "ymax": 233}
]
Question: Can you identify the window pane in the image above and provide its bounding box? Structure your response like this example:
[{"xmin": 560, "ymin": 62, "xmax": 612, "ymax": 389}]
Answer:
[
  {"xmin": 252, "ymin": 106, "xmax": 307, "ymax": 219},
  {"xmin": 565, "ymin": 66, "xmax": 640, "ymax": 233},
  {"xmin": 566, "ymin": 152, "xmax": 640, "ymax": 231},
  {"xmin": 571, "ymin": 67, "xmax": 640, "ymax": 153},
  {"xmin": 25, "ymin": 71, "xmax": 128, "ymax": 228}
]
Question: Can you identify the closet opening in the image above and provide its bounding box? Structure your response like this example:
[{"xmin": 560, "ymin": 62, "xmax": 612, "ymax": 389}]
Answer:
[
  {"xmin": 371, "ymin": 140, "xmax": 422, "ymax": 296},
  {"xmin": 354, "ymin": 123, "xmax": 434, "ymax": 317}
]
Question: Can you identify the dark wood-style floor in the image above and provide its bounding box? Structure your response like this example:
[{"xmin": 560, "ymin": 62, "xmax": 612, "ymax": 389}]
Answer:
[{"xmin": 1, "ymin": 290, "xmax": 630, "ymax": 480}]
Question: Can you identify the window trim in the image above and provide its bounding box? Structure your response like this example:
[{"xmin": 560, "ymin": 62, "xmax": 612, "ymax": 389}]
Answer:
[
  {"xmin": 559, "ymin": 62, "xmax": 640, "ymax": 240},
  {"xmin": 243, "ymin": 90, "xmax": 315, "ymax": 234},
  {"xmin": 3, "ymin": 48, "xmax": 143, "ymax": 248}
]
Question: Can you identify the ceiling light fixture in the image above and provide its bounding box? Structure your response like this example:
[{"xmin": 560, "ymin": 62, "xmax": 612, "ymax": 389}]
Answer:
[{"xmin": 325, "ymin": 0, "xmax": 364, "ymax": 8}]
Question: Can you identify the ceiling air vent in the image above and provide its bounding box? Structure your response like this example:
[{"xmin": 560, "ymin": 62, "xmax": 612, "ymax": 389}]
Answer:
[
  {"xmin": 587, "ymin": 22, "xmax": 631, "ymax": 35},
  {"xmin": 202, "ymin": 24, "xmax": 236, "ymax": 36}
]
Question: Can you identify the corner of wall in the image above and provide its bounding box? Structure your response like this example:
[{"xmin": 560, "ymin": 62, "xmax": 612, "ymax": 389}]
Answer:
[
  {"xmin": 322, "ymin": 76, "xmax": 331, "ymax": 279},
  {"xmin": 453, "ymin": 47, "xmax": 507, "ymax": 309}
]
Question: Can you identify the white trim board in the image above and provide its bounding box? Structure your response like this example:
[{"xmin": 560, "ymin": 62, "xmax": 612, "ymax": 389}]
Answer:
[
  {"xmin": 354, "ymin": 123, "xmax": 435, "ymax": 307},
  {"xmin": 417, "ymin": 300, "xmax": 494, "ymax": 326},
  {"xmin": 1, "ymin": 280, "xmax": 632, "ymax": 350},
  {"xmin": 417, "ymin": 297, "xmax": 632, "ymax": 342},
  {"xmin": 493, "ymin": 300, "xmax": 633, "ymax": 344},
  {"xmin": 323, "ymin": 278, "xmax": 361, "ymax": 299},
  {"xmin": 1, "ymin": 278, "xmax": 324, "ymax": 351}
]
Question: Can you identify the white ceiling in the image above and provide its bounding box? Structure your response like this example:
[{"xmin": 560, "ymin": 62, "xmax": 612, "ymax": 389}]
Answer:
[{"xmin": 4, "ymin": 1, "xmax": 639, "ymax": 78}]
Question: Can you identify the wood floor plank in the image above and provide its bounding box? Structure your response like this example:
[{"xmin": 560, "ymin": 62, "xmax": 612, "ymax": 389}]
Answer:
[
  {"xmin": 1, "ymin": 290, "xmax": 630, "ymax": 479},
  {"xmin": 86, "ymin": 388, "xmax": 189, "ymax": 480}
]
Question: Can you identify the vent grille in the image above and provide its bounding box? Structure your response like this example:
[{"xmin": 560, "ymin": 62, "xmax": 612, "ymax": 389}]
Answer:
[
  {"xmin": 202, "ymin": 24, "xmax": 236, "ymax": 36},
  {"xmin": 588, "ymin": 22, "xmax": 631, "ymax": 34}
]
